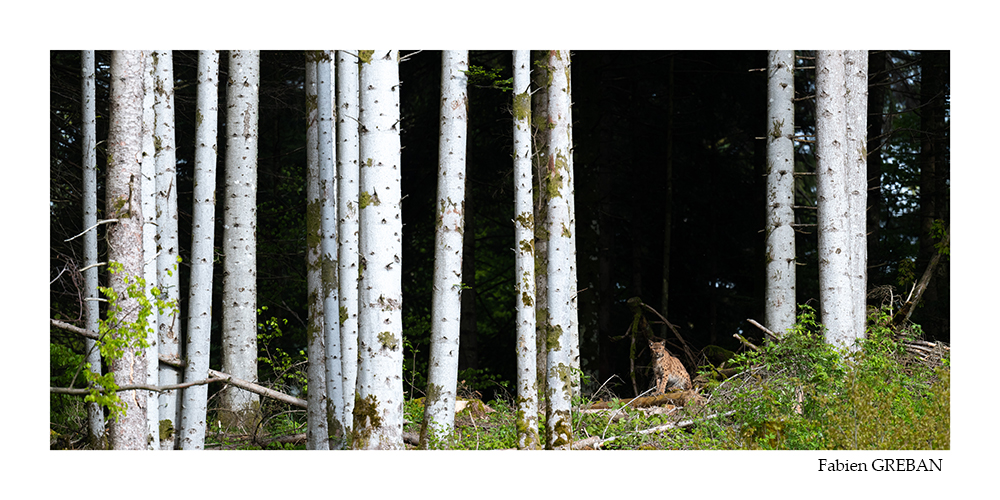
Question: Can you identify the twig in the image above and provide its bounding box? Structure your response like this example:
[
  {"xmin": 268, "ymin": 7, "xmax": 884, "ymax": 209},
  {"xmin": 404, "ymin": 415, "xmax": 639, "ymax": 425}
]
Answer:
[
  {"xmin": 573, "ymin": 410, "xmax": 736, "ymax": 449},
  {"xmin": 50, "ymin": 318, "xmax": 308, "ymax": 409},
  {"xmin": 51, "ymin": 377, "xmax": 225, "ymax": 395},
  {"xmin": 733, "ymin": 333, "xmax": 760, "ymax": 352},
  {"xmin": 746, "ymin": 318, "xmax": 781, "ymax": 341},
  {"xmin": 64, "ymin": 219, "xmax": 119, "ymax": 242}
]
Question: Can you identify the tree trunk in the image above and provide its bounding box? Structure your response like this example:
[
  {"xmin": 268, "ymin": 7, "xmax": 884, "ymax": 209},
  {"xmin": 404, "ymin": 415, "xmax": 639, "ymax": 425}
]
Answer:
[
  {"xmin": 304, "ymin": 53, "xmax": 330, "ymax": 450},
  {"xmin": 512, "ymin": 49, "xmax": 540, "ymax": 450},
  {"xmin": 543, "ymin": 50, "xmax": 577, "ymax": 450},
  {"xmin": 106, "ymin": 50, "xmax": 149, "ymax": 450},
  {"xmin": 139, "ymin": 52, "xmax": 160, "ymax": 450},
  {"xmin": 421, "ymin": 50, "xmax": 469, "ymax": 448},
  {"xmin": 531, "ymin": 50, "xmax": 550, "ymax": 404},
  {"xmin": 336, "ymin": 49, "xmax": 361, "ymax": 441},
  {"xmin": 153, "ymin": 49, "xmax": 181, "ymax": 450},
  {"xmin": 220, "ymin": 50, "xmax": 261, "ymax": 430},
  {"xmin": 844, "ymin": 50, "xmax": 869, "ymax": 338},
  {"xmin": 179, "ymin": 50, "xmax": 219, "ymax": 450},
  {"xmin": 764, "ymin": 50, "xmax": 797, "ymax": 336},
  {"xmin": 80, "ymin": 50, "xmax": 106, "ymax": 448},
  {"xmin": 318, "ymin": 50, "xmax": 345, "ymax": 448},
  {"xmin": 815, "ymin": 50, "xmax": 863, "ymax": 349},
  {"xmin": 355, "ymin": 50, "xmax": 405, "ymax": 450}
]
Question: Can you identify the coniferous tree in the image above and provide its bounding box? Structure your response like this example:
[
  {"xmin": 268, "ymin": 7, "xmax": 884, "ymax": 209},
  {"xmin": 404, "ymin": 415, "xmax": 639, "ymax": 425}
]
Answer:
[
  {"xmin": 543, "ymin": 49, "xmax": 577, "ymax": 449},
  {"xmin": 220, "ymin": 50, "xmax": 261, "ymax": 429},
  {"xmin": 139, "ymin": 52, "xmax": 160, "ymax": 450},
  {"xmin": 318, "ymin": 50, "xmax": 345, "ymax": 447},
  {"xmin": 106, "ymin": 50, "xmax": 149, "ymax": 450},
  {"xmin": 420, "ymin": 50, "xmax": 469, "ymax": 448},
  {"xmin": 765, "ymin": 50, "xmax": 796, "ymax": 335},
  {"xmin": 816, "ymin": 50, "xmax": 864, "ymax": 348},
  {"xmin": 336, "ymin": 50, "xmax": 361, "ymax": 440},
  {"xmin": 153, "ymin": 49, "xmax": 181, "ymax": 449},
  {"xmin": 180, "ymin": 50, "xmax": 219, "ymax": 450},
  {"xmin": 354, "ymin": 50, "xmax": 405, "ymax": 449},
  {"xmin": 512, "ymin": 49, "xmax": 540, "ymax": 450},
  {"xmin": 80, "ymin": 50, "xmax": 105, "ymax": 447},
  {"xmin": 304, "ymin": 53, "xmax": 329, "ymax": 450}
]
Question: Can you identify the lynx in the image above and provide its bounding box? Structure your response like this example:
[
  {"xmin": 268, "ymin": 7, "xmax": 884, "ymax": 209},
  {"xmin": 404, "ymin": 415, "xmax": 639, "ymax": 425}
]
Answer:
[{"xmin": 649, "ymin": 339, "xmax": 691, "ymax": 394}]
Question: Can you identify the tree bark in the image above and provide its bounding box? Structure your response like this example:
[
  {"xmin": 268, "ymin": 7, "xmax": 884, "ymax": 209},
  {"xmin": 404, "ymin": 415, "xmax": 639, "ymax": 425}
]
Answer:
[
  {"xmin": 220, "ymin": 50, "xmax": 261, "ymax": 430},
  {"xmin": 512, "ymin": 50, "xmax": 540, "ymax": 450},
  {"xmin": 355, "ymin": 50, "xmax": 405, "ymax": 450},
  {"xmin": 764, "ymin": 50, "xmax": 797, "ymax": 336},
  {"xmin": 80, "ymin": 49, "xmax": 106, "ymax": 448},
  {"xmin": 421, "ymin": 50, "xmax": 469, "ymax": 448},
  {"xmin": 153, "ymin": 49, "xmax": 182, "ymax": 450},
  {"xmin": 304, "ymin": 53, "xmax": 329, "ymax": 450},
  {"xmin": 318, "ymin": 50, "xmax": 345, "ymax": 447},
  {"xmin": 179, "ymin": 50, "xmax": 219, "ymax": 450},
  {"xmin": 336, "ymin": 49, "xmax": 361, "ymax": 441},
  {"xmin": 543, "ymin": 50, "xmax": 577, "ymax": 450},
  {"xmin": 106, "ymin": 50, "xmax": 149, "ymax": 450}
]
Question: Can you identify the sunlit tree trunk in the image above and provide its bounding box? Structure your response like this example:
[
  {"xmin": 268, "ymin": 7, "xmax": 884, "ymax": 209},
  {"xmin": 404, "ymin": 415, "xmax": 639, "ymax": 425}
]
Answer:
[
  {"xmin": 153, "ymin": 50, "xmax": 181, "ymax": 449},
  {"xmin": 543, "ymin": 49, "xmax": 577, "ymax": 450},
  {"xmin": 318, "ymin": 50, "xmax": 345, "ymax": 448},
  {"xmin": 531, "ymin": 50, "xmax": 550, "ymax": 405},
  {"xmin": 220, "ymin": 50, "xmax": 261, "ymax": 429},
  {"xmin": 816, "ymin": 50, "xmax": 862, "ymax": 349},
  {"xmin": 336, "ymin": 50, "xmax": 361, "ymax": 443},
  {"xmin": 512, "ymin": 49, "xmax": 540, "ymax": 450},
  {"xmin": 420, "ymin": 50, "xmax": 468, "ymax": 448},
  {"xmin": 844, "ymin": 50, "xmax": 868, "ymax": 338},
  {"xmin": 180, "ymin": 50, "xmax": 219, "ymax": 450},
  {"xmin": 138, "ymin": 51, "xmax": 159, "ymax": 450},
  {"xmin": 106, "ymin": 50, "xmax": 149, "ymax": 450},
  {"xmin": 354, "ymin": 50, "xmax": 404, "ymax": 450},
  {"xmin": 80, "ymin": 50, "xmax": 106, "ymax": 448},
  {"xmin": 304, "ymin": 53, "xmax": 330, "ymax": 450},
  {"xmin": 764, "ymin": 50, "xmax": 797, "ymax": 336}
]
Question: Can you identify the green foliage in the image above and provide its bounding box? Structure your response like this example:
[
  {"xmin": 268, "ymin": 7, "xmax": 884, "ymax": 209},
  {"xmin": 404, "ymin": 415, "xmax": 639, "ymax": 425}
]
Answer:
[
  {"xmin": 693, "ymin": 304, "xmax": 949, "ymax": 450},
  {"xmin": 86, "ymin": 261, "xmax": 178, "ymax": 422},
  {"xmin": 257, "ymin": 305, "xmax": 307, "ymax": 393},
  {"xmin": 464, "ymin": 65, "xmax": 513, "ymax": 92}
]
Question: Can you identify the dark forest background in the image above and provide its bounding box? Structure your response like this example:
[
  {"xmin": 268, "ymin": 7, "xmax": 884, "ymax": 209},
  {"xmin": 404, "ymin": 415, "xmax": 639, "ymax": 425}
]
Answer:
[{"xmin": 49, "ymin": 50, "xmax": 949, "ymax": 402}]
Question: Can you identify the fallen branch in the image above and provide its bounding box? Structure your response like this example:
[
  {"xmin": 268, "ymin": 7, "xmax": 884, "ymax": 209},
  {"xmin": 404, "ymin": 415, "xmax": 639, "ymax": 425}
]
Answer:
[
  {"xmin": 746, "ymin": 318, "xmax": 781, "ymax": 342},
  {"xmin": 51, "ymin": 377, "xmax": 225, "ymax": 395},
  {"xmin": 573, "ymin": 410, "xmax": 736, "ymax": 449},
  {"xmin": 892, "ymin": 225, "xmax": 949, "ymax": 328},
  {"xmin": 50, "ymin": 318, "xmax": 308, "ymax": 409},
  {"xmin": 733, "ymin": 333, "xmax": 760, "ymax": 352}
]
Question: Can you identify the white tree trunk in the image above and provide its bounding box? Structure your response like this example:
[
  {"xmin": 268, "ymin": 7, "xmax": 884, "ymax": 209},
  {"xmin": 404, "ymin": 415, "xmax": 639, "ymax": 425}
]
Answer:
[
  {"xmin": 319, "ymin": 50, "xmax": 345, "ymax": 447},
  {"xmin": 844, "ymin": 50, "xmax": 869, "ymax": 340},
  {"xmin": 336, "ymin": 50, "xmax": 361, "ymax": 441},
  {"xmin": 304, "ymin": 53, "xmax": 330, "ymax": 450},
  {"xmin": 80, "ymin": 50, "xmax": 106, "ymax": 447},
  {"xmin": 531, "ymin": 51, "xmax": 550, "ymax": 403},
  {"xmin": 139, "ymin": 51, "xmax": 160, "ymax": 450},
  {"xmin": 355, "ymin": 50, "xmax": 404, "ymax": 450},
  {"xmin": 543, "ymin": 50, "xmax": 577, "ymax": 450},
  {"xmin": 180, "ymin": 50, "xmax": 219, "ymax": 450},
  {"xmin": 421, "ymin": 50, "xmax": 468, "ymax": 448},
  {"xmin": 220, "ymin": 50, "xmax": 261, "ymax": 429},
  {"xmin": 106, "ymin": 50, "xmax": 149, "ymax": 450},
  {"xmin": 512, "ymin": 49, "xmax": 540, "ymax": 450},
  {"xmin": 764, "ymin": 50, "xmax": 797, "ymax": 336},
  {"xmin": 816, "ymin": 50, "xmax": 860, "ymax": 349},
  {"xmin": 153, "ymin": 49, "xmax": 181, "ymax": 449}
]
